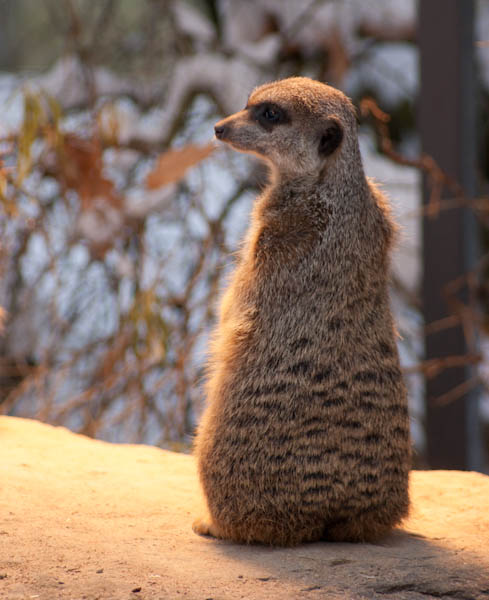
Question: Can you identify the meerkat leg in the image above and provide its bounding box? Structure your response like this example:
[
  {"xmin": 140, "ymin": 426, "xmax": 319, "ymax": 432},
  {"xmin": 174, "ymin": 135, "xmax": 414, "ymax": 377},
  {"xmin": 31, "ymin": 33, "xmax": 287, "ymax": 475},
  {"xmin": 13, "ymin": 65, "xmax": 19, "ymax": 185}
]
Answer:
[{"xmin": 192, "ymin": 517, "xmax": 223, "ymax": 539}]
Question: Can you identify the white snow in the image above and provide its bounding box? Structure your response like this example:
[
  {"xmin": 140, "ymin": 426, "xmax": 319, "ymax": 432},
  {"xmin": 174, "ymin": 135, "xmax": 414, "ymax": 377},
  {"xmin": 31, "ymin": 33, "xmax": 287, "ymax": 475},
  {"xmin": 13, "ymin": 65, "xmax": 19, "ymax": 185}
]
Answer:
[
  {"xmin": 0, "ymin": 75, "xmax": 23, "ymax": 136},
  {"xmin": 345, "ymin": 43, "xmax": 418, "ymax": 105},
  {"xmin": 76, "ymin": 198, "xmax": 124, "ymax": 246},
  {"xmin": 360, "ymin": 131, "xmax": 421, "ymax": 295},
  {"xmin": 124, "ymin": 184, "xmax": 176, "ymax": 220},
  {"xmin": 173, "ymin": 1, "xmax": 216, "ymax": 45},
  {"xmin": 220, "ymin": 0, "xmax": 416, "ymax": 65}
]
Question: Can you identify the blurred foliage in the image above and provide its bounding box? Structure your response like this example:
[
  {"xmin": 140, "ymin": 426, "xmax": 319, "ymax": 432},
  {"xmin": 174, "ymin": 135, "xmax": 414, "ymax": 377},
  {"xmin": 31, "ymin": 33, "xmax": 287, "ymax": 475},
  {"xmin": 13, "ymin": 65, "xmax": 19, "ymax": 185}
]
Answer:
[
  {"xmin": 1, "ymin": 0, "xmax": 177, "ymax": 79},
  {"xmin": 0, "ymin": 0, "xmax": 486, "ymax": 463},
  {"xmin": 0, "ymin": 0, "xmax": 432, "ymax": 449}
]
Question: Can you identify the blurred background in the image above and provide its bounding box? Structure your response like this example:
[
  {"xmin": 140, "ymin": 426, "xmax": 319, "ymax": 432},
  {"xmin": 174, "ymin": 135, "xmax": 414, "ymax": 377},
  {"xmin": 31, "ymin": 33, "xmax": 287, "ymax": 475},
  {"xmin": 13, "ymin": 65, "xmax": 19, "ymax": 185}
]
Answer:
[{"xmin": 0, "ymin": 0, "xmax": 488, "ymax": 470}]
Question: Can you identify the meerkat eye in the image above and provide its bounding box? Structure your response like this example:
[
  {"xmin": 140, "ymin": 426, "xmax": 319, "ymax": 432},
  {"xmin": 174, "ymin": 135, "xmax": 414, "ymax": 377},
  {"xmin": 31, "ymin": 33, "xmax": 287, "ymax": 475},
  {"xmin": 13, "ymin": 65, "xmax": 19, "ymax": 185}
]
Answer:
[
  {"xmin": 252, "ymin": 103, "xmax": 288, "ymax": 130},
  {"xmin": 263, "ymin": 106, "xmax": 280, "ymax": 122}
]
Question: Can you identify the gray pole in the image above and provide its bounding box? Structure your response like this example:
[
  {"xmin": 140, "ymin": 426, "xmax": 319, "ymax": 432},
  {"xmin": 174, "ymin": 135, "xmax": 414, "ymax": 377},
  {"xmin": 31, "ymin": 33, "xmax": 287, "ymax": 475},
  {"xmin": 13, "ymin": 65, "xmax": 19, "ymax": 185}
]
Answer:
[
  {"xmin": 419, "ymin": 0, "xmax": 482, "ymax": 470},
  {"xmin": 0, "ymin": 1, "xmax": 19, "ymax": 70}
]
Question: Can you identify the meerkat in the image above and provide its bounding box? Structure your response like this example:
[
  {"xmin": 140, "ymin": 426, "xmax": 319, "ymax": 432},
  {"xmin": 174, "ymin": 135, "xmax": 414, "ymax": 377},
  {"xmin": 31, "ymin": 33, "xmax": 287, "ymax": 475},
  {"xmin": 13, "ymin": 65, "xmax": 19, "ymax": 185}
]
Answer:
[{"xmin": 193, "ymin": 77, "xmax": 411, "ymax": 546}]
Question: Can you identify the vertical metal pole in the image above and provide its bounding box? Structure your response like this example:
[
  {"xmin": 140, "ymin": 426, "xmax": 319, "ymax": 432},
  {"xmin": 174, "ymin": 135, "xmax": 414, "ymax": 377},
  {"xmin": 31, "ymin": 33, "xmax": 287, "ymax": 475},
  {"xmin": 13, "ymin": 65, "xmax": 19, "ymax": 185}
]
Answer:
[
  {"xmin": 0, "ymin": 0, "xmax": 19, "ymax": 70},
  {"xmin": 419, "ymin": 0, "xmax": 482, "ymax": 470}
]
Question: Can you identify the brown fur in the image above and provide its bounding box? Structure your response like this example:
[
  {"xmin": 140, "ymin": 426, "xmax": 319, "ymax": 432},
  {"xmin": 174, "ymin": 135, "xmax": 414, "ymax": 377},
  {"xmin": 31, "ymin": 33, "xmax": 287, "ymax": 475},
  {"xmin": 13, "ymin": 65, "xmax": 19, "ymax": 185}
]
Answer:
[{"xmin": 193, "ymin": 77, "xmax": 411, "ymax": 546}]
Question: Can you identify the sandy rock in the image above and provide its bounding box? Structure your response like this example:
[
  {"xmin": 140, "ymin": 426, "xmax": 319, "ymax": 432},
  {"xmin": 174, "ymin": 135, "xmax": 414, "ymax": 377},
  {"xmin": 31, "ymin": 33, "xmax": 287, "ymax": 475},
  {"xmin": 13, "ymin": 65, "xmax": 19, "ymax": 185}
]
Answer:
[{"xmin": 0, "ymin": 416, "xmax": 488, "ymax": 600}]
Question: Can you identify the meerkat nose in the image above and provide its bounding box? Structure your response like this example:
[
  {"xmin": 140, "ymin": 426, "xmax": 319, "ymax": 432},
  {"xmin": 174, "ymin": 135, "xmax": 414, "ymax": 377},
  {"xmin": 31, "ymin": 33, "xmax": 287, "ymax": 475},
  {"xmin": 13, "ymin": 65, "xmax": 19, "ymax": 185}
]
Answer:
[{"xmin": 214, "ymin": 124, "xmax": 228, "ymax": 140}]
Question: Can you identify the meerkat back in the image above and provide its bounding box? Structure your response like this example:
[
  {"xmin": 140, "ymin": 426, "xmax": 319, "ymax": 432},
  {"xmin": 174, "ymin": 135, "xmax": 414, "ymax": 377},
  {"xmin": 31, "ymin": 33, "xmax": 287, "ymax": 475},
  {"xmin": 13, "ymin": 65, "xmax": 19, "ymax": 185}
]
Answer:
[{"xmin": 193, "ymin": 77, "xmax": 411, "ymax": 546}]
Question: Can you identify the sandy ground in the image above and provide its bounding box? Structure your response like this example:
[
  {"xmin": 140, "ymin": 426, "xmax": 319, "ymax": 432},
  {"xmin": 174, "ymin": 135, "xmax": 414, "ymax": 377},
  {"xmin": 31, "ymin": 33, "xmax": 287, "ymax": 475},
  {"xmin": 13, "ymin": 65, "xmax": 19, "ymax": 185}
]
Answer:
[{"xmin": 1, "ymin": 416, "xmax": 488, "ymax": 600}]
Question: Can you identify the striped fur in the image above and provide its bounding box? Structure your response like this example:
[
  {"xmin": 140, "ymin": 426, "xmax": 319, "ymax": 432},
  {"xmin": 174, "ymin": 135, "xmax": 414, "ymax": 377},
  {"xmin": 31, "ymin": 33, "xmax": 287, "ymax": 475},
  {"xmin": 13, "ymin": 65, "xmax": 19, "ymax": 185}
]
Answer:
[{"xmin": 193, "ymin": 78, "xmax": 411, "ymax": 546}]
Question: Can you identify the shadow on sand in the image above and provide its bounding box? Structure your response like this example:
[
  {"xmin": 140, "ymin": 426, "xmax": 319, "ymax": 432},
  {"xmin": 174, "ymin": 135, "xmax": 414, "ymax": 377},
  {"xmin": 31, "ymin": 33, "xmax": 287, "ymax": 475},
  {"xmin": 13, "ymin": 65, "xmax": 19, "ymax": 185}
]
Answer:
[{"xmin": 202, "ymin": 528, "xmax": 489, "ymax": 599}]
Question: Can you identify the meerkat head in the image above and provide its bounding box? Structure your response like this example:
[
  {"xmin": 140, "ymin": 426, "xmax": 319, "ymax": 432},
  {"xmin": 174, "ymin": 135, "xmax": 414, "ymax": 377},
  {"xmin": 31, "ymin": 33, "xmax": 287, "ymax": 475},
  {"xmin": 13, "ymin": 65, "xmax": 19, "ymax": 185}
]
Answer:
[{"xmin": 214, "ymin": 77, "xmax": 359, "ymax": 180}]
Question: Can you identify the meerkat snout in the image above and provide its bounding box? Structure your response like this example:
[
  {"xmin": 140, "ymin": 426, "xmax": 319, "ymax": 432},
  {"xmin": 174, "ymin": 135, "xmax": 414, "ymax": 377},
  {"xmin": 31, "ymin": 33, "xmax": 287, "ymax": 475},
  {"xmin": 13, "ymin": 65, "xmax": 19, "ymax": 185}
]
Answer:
[{"xmin": 214, "ymin": 123, "xmax": 227, "ymax": 140}]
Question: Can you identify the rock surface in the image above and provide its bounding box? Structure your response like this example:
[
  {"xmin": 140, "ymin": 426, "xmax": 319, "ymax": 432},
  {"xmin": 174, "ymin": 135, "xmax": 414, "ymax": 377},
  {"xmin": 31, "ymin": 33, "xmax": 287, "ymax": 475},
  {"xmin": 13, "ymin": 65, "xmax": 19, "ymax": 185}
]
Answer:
[{"xmin": 0, "ymin": 416, "xmax": 488, "ymax": 600}]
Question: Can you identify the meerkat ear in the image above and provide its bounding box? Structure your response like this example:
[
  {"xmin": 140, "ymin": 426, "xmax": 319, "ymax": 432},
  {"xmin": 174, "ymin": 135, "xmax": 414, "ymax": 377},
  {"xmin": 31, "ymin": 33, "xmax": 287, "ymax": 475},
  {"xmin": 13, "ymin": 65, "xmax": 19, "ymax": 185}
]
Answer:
[{"xmin": 318, "ymin": 118, "xmax": 343, "ymax": 157}]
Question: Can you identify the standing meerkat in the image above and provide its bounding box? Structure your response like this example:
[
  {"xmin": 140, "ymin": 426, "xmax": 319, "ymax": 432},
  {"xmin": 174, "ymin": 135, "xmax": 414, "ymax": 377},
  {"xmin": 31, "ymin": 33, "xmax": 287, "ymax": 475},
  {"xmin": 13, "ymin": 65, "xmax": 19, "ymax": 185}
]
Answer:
[{"xmin": 193, "ymin": 77, "xmax": 411, "ymax": 546}]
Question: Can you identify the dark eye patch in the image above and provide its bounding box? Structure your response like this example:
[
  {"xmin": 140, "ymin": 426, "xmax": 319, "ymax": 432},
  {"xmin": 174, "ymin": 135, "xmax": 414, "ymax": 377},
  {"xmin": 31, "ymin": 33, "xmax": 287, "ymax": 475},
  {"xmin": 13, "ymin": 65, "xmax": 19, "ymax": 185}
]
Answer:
[{"xmin": 249, "ymin": 102, "xmax": 290, "ymax": 131}]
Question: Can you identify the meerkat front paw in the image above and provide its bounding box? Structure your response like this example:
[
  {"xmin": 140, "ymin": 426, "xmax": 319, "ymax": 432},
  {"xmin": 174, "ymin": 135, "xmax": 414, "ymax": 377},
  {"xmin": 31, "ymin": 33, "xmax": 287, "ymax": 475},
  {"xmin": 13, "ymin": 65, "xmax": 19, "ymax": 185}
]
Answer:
[
  {"xmin": 192, "ymin": 517, "xmax": 213, "ymax": 537},
  {"xmin": 192, "ymin": 518, "xmax": 219, "ymax": 537}
]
